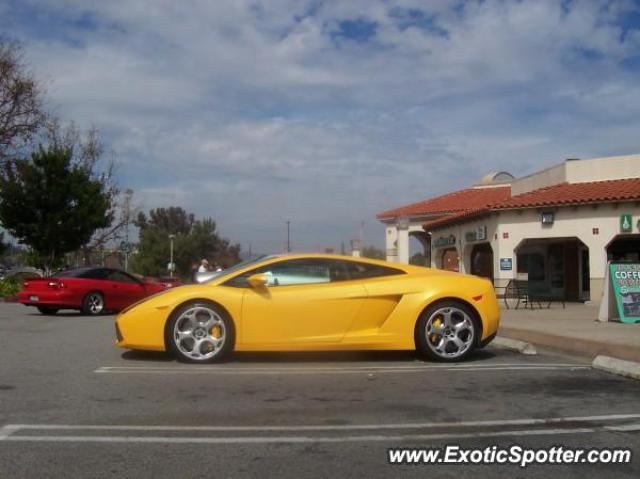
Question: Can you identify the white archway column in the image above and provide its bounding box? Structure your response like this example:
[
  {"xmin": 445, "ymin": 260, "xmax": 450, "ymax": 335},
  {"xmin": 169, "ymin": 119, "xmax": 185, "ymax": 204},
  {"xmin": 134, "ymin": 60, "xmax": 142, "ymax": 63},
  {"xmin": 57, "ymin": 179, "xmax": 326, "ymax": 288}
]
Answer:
[{"xmin": 397, "ymin": 226, "xmax": 410, "ymax": 264}]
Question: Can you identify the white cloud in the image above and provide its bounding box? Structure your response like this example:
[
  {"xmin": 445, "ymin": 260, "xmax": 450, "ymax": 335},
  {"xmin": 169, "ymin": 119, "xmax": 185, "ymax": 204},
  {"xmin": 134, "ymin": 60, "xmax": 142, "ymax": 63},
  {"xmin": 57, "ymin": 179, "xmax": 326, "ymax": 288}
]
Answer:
[{"xmin": 2, "ymin": 0, "xmax": 640, "ymax": 251}]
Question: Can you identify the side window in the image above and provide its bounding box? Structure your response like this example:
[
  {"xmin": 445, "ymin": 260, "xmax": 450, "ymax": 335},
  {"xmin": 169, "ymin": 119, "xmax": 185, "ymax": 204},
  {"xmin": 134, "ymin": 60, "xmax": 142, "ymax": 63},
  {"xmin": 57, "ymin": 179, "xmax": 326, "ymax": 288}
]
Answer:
[
  {"xmin": 343, "ymin": 261, "xmax": 405, "ymax": 280},
  {"xmin": 262, "ymin": 259, "xmax": 331, "ymax": 286},
  {"xmin": 225, "ymin": 259, "xmax": 350, "ymax": 287},
  {"xmin": 108, "ymin": 271, "xmax": 140, "ymax": 285},
  {"xmin": 80, "ymin": 268, "xmax": 110, "ymax": 280}
]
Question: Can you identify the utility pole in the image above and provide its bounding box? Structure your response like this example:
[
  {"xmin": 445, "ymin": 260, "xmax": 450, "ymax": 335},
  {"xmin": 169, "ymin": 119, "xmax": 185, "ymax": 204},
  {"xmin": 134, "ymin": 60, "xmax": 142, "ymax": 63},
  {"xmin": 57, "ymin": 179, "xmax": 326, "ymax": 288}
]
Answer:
[
  {"xmin": 123, "ymin": 189, "xmax": 132, "ymax": 271},
  {"xmin": 286, "ymin": 221, "xmax": 291, "ymax": 253},
  {"xmin": 169, "ymin": 234, "xmax": 175, "ymax": 278}
]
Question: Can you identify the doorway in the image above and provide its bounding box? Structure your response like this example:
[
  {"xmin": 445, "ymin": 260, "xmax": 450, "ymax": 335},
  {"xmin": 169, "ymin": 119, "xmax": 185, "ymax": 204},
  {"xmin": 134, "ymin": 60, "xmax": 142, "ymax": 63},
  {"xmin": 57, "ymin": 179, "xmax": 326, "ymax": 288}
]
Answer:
[
  {"xmin": 470, "ymin": 243, "xmax": 494, "ymax": 282},
  {"xmin": 441, "ymin": 248, "xmax": 459, "ymax": 272}
]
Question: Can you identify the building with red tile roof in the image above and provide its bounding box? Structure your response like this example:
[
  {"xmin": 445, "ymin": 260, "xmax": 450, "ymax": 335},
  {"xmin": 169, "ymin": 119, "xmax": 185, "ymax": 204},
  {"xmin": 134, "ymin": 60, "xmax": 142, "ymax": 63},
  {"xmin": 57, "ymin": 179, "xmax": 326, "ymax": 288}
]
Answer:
[{"xmin": 378, "ymin": 154, "xmax": 640, "ymax": 306}]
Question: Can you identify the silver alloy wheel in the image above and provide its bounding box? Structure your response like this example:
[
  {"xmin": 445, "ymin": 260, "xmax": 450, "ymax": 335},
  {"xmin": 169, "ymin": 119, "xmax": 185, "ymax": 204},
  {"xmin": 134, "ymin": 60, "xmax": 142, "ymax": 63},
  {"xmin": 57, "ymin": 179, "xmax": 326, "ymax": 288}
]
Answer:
[
  {"xmin": 87, "ymin": 293, "xmax": 104, "ymax": 314},
  {"xmin": 424, "ymin": 306, "xmax": 474, "ymax": 359},
  {"xmin": 173, "ymin": 306, "xmax": 226, "ymax": 361}
]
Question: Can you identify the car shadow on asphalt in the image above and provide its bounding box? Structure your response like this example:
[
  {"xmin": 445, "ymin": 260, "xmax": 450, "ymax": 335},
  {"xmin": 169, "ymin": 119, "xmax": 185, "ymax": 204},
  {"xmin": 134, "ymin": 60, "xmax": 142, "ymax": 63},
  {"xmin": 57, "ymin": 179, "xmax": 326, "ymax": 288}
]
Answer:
[
  {"xmin": 120, "ymin": 348, "xmax": 497, "ymax": 364},
  {"xmin": 27, "ymin": 310, "xmax": 115, "ymax": 318}
]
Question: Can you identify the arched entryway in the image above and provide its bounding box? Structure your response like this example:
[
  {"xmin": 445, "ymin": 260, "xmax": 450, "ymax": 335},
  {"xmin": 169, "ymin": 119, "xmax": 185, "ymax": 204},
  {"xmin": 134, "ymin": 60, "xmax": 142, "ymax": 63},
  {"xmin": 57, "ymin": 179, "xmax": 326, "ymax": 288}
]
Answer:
[
  {"xmin": 470, "ymin": 243, "xmax": 494, "ymax": 282},
  {"xmin": 409, "ymin": 231, "xmax": 431, "ymax": 266},
  {"xmin": 606, "ymin": 234, "xmax": 640, "ymax": 262},
  {"xmin": 515, "ymin": 237, "xmax": 589, "ymax": 302},
  {"xmin": 441, "ymin": 248, "xmax": 459, "ymax": 272}
]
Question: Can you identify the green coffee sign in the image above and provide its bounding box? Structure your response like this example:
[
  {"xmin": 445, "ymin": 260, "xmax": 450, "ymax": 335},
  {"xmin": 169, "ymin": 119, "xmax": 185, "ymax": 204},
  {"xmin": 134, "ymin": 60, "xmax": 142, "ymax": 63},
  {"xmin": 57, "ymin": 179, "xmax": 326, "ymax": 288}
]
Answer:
[
  {"xmin": 620, "ymin": 214, "xmax": 632, "ymax": 233},
  {"xmin": 609, "ymin": 263, "xmax": 640, "ymax": 323}
]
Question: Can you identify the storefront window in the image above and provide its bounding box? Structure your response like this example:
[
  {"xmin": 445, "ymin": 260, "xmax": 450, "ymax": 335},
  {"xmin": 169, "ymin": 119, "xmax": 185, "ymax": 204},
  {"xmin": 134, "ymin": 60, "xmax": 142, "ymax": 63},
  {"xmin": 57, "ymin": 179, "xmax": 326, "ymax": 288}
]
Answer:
[{"xmin": 516, "ymin": 253, "xmax": 544, "ymax": 280}]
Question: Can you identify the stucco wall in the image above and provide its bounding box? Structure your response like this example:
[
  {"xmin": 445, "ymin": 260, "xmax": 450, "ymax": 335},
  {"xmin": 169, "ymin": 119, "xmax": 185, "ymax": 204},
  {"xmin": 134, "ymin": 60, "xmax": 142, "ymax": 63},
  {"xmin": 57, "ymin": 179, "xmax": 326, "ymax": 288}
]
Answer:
[
  {"xmin": 511, "ymin": 163, "xmax": 567, "ymax": 196},
  {"xmin": 566, "ymin": 154, "xmax": 640, "ymax": 184},
  {"xmin": 511, "ymin": 154, "xmax": 640, "ymax": 196},
  {"xmin": 429, "ymin": 202, "xmax": 640, "ymax": 301}
]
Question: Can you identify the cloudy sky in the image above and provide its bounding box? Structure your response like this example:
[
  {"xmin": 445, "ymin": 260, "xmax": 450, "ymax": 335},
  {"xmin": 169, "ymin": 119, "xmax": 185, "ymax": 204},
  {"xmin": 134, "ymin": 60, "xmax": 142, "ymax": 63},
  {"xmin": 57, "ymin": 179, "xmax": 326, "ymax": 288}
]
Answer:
[{"xmin": 2, "ymin": 0, "xmax": 640, "ymax": 253}]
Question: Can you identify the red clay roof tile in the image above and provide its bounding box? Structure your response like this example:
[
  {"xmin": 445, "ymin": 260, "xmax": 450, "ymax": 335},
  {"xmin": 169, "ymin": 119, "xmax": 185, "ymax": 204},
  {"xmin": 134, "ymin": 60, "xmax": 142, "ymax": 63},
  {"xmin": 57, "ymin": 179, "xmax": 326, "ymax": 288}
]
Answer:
[
  {"xmin": 492, "ymin": 178, "xmax": 640, "ymax": 209},
  {"xmin": 423, "ymin": 177, "xmax": 640, "ymax": 230},
  {"xmin": 376, "ymin": 186, "xmax": 511, "ymax": 220}
]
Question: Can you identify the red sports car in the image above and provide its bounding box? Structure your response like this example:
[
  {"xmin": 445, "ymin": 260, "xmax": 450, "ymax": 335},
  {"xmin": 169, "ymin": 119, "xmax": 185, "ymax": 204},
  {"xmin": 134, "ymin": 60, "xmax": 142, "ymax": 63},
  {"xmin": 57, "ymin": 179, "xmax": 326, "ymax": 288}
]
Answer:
[{"xmin": 17, "ymin": 267, "xmax": 175, "ymax": 315}]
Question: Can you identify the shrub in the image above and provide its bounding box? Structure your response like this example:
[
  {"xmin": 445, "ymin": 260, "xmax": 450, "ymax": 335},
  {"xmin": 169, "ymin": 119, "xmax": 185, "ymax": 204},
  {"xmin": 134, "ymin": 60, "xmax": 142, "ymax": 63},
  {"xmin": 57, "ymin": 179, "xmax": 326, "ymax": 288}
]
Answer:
[{"xmin": 0, "ymin": 277, "xmax": 21, "ymax": 298}]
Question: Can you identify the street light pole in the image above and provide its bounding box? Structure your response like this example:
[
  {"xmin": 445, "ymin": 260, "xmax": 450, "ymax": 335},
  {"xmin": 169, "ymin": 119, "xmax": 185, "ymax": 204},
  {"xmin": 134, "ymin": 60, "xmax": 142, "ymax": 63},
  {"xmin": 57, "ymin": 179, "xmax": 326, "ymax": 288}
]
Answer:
[
  {"xmin": 286, "ymin": 221, "xmax": 291, "ymax": 253},
  {"xmin": 169, "ymin": 234, "xmax": 175, "ymax": 278}
]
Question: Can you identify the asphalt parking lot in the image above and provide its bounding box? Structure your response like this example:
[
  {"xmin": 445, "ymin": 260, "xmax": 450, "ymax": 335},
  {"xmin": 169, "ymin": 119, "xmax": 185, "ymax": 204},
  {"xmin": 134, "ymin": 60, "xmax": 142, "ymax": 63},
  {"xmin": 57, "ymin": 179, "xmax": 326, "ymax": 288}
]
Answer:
[{"xmin": 1, "ymin": 302, "xmax": 638, "ymax": 478}]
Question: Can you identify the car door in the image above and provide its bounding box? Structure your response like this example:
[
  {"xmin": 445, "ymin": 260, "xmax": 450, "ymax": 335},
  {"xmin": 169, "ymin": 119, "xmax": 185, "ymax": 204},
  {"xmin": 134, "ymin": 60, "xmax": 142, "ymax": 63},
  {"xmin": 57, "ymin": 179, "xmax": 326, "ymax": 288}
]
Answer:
[
  {"xmin": 235, "ymin": 258, "xmax": 367, "ymax": 346},
  {"xmin": 106, "ymin": 270, "xmax": 146, "ymax": 310}
]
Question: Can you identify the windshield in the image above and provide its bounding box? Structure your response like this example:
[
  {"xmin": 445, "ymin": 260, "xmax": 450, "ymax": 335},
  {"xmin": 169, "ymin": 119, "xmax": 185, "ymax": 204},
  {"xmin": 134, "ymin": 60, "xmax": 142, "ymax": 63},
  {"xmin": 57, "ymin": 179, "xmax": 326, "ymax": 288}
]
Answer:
[{"xmin": 202, "ymin": 255, "xmax": 277, "ymax": 283}]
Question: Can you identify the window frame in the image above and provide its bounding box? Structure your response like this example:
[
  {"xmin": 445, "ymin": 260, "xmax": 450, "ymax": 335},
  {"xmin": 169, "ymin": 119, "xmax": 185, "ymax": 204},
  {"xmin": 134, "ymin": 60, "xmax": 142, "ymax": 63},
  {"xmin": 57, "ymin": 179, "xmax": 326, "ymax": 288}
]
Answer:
[
  {"xmin": 107, "ymin": 269, "xmax": 143, "ymax": 285},
  {"xmin": 223, "ymin": 257, "xmax": 405, "ymax": 288}
]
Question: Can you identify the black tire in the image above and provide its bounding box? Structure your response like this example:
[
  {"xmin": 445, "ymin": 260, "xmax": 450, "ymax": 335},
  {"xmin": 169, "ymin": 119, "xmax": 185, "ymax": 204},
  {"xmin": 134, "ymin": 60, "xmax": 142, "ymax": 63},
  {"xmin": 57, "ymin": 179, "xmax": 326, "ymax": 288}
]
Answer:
[
  {"xmin": 37, "ymin": 306, "xmax": 59, "ymax": 315},
  {"xmin": 166, "ymin": 301, "xmax": 235, "ymax": 363},
  {"xmin": 416, "ymin": 300, "xmax": 479, "ymax": 362},
  {"xmin": 82, "ymin": 291, "xmax": 105, "ymax": 315}
]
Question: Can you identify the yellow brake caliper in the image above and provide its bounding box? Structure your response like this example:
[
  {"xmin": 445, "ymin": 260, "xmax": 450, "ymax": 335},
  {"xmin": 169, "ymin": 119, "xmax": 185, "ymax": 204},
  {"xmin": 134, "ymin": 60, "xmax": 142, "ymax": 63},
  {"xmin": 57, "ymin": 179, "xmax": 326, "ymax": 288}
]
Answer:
[
  {"xmin": 210, "ymin": 325, "xmax": 222, "ymax": 339},
  {"xmin": 204, "ymin": 325, "xmax": 222, "ymax": 353},
  {"xmin": 430, "ymin": 317, "xmax": 442, "ymax": 344}
]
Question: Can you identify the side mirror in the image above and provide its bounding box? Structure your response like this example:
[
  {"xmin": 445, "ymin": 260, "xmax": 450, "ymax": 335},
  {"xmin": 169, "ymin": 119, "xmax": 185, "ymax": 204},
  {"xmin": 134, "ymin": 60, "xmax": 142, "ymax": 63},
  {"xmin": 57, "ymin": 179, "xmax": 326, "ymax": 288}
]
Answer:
[{"xmin": 247, "ymin": 273, "xmax": 269, "ymax": 288}]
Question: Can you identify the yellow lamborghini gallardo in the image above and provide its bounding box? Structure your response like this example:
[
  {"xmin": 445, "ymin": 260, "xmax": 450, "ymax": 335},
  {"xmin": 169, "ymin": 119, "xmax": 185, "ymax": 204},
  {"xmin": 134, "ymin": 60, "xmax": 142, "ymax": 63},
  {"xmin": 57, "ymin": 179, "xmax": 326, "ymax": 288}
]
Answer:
[{"xmin": 115, "ymin": 254, "xmax": 499, "ymax": 362}]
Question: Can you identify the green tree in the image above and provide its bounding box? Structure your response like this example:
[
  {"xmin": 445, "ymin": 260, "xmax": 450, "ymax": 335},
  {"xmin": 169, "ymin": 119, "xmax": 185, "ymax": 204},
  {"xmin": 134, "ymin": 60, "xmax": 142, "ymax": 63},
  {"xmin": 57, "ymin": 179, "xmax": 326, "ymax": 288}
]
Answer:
[
  {"xmin": 361, "ymin": 245, "xmax": 385, "ymax": 260},
  {"xmin": 131, "ymin": 207, "xmax": 241, "ymax": 278},
  {"xmin": 0, "ymin": 145, "xmax": 112, "ymax": 273}
]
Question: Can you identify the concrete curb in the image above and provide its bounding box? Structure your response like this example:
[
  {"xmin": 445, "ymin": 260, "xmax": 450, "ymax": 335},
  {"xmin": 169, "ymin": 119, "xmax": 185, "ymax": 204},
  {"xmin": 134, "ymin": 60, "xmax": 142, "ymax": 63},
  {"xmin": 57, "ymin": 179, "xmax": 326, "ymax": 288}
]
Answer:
[
  {"xmin": 491, "ymin": 336, "xmax": 537, "ymax": 355},
  {"xmin": 592, "ymin": 355, "xmax": 640, "ymax": 381},
  {"xmin": 499, "ymin": 325, "xmax": 640, "ymax": 363}
]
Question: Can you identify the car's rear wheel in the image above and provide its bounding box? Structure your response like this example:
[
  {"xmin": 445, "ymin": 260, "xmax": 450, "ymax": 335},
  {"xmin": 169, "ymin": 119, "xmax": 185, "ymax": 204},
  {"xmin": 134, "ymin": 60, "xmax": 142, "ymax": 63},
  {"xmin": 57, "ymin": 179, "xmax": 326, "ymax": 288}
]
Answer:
[
  {"xmin": 166, "ymin": 301, "xmax": 234, "ymax": 363},
  {"xmin": 416, "ymin": 301, "xmax": 478, "ymax": 362},
  {"xmin": 37, "ymin": 306, "xmax": 59, "ymax": 315},
  {"xmin": 82, "ymin": 292, "xmax": 104, "ymax": 315}
]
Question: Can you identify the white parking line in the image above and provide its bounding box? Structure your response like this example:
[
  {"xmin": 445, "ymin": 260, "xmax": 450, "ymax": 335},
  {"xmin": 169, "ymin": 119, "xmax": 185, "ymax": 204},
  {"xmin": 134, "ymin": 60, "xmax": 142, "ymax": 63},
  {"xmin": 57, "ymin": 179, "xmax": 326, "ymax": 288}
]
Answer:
[
  {"xmin": 1, "ymin": 428, "xmax": 597, "ymax": 444},
  {"xmin": 8, "ymin": 413, "xmax": 640, "ymax": 432},
  {"xmin": 2, "ymin": 414, "xmax": 637, "ymax": 444},
  {"xmin": 94, "ymin": 363, "xmax": 590, "ymax": 375},
  {"xmin": 605, "ymin": 423, "xmax": 640, "ymax": 432}
]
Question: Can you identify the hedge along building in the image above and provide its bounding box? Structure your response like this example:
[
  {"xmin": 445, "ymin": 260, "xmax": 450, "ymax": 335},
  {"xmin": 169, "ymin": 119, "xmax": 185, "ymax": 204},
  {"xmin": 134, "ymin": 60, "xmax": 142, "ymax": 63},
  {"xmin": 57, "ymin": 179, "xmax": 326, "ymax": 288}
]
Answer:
[{"xmin": 422, "ymin": 154, "xmax": 640, "ymax": 302}]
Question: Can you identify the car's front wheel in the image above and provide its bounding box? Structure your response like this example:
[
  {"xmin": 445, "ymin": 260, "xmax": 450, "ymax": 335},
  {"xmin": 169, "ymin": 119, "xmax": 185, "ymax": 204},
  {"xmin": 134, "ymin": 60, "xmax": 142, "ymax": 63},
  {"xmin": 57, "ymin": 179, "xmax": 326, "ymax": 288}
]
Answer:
[
  {"xmin": 166, "ymin": 301, "xmax": 234, "ymax": 363},
  {"xmin": 416, "ymin": 301, "xmax": 478, "ymax": 362}
]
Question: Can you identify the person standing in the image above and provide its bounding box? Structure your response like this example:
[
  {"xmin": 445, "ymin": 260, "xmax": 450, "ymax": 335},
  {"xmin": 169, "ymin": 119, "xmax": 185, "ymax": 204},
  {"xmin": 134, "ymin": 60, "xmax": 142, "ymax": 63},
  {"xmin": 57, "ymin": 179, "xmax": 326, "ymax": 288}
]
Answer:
[{"xmin": 198, "ymin": 259, "xmax": 209, "ymax": 273}]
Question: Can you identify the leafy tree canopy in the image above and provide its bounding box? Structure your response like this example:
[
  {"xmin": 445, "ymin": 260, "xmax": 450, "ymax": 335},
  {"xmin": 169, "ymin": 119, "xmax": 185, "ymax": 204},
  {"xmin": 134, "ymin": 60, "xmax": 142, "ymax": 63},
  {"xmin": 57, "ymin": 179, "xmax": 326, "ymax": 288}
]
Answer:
[
  {"xmin": 0, "ymin": 145, "xmax": 112, "ymax": 272},
  {"xmin": 132, "ymin": 207, "xmax": 241, "ymax": 278}
]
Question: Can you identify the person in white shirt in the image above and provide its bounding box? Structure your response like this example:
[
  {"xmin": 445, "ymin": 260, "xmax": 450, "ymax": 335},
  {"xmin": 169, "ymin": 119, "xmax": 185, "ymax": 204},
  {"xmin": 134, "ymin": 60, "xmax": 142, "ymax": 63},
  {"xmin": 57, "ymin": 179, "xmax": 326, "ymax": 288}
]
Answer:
[{"xmin": 197, "ymin": 259, "xmax": 209, "ymax": 273}]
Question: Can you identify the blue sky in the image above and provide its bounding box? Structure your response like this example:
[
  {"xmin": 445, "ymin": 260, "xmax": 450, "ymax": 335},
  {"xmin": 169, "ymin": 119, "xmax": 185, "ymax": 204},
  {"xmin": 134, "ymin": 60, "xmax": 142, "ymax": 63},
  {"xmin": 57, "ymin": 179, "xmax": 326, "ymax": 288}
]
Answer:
[{"xmin": 2, "ymin": 0, "xmax": 640, "ymax": 253}]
